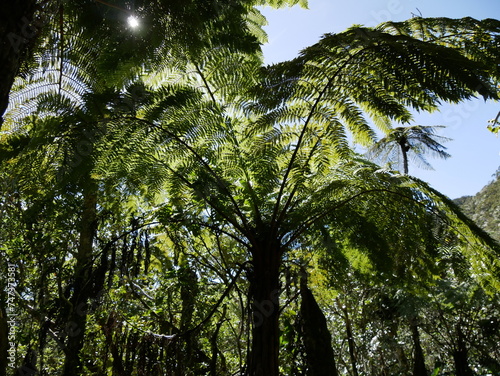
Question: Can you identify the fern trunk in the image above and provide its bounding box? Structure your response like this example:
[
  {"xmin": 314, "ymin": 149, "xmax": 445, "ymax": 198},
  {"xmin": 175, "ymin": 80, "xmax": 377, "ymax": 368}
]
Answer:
[
  {"xmin": 247, "ymin": 244, "xmax": 281, "ymax": 376},
  {"xmin": 399, "ymin": 139, "xmax": 410, "ymax": 175},
  {"xmin": 410, "ymin": 318, "xmax": 428, "ymax": 376},
  {"xmin": 452, "ymin": 323, "xmax": 474, "ymax": 376}
]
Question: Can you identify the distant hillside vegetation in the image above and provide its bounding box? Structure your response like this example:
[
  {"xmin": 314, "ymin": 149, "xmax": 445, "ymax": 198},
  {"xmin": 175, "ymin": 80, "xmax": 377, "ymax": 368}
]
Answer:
[{"xmin": 454, "ymin": 168, "xmax": 500, "ymax": 242}]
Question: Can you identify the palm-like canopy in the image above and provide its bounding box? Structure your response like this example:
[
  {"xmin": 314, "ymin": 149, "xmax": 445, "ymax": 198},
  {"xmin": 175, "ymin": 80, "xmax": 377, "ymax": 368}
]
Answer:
[
  {"xmin": 367, "ymin": 125, "xmax": 451, "ymax": 175},
  {"xmin": 94, "ymin": 16, "xmax": 500, "ymax": 375},
  {"xmin": 3, "ymin": 12, "xmax": 500, "ymax": 376},
  {"xmin": 0, "ymin": 2, "xmax": 299, "ymax": 374},
  {"xmin": 1, "ymin": 0, "xmax": 306, "ymax": 124}
]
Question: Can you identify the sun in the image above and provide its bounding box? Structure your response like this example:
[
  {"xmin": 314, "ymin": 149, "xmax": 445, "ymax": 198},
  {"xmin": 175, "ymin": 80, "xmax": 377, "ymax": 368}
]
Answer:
[{"xmin": 127, "ymin": 15, "xmax": 139, "ymax": 28}]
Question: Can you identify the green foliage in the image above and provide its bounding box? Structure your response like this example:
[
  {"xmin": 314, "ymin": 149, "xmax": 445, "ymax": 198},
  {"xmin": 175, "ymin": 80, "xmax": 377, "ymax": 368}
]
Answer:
[
  {"xmin": 455, "ymin": 168, "xmax": 500, "ymax": 242},
  {"xmin": 2, "ymin": 8, "xmax": 500, "ymax": 376},
  {"xmin": 487, "ymin": 110, "xmax": 500, "ymax": 134}
]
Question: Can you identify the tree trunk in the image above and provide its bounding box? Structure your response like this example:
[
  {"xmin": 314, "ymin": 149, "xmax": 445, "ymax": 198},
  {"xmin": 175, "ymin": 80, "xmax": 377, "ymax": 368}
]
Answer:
[
  {"xmin": 246, "ymin": 245, "xmax": 281, "ymax": 376},
  {"xmin": 410, "ymin": 318, "xmax": 428, "ymax": 376},
  {"xmin": 342, "ymin": 306, "xmax": 359, "ymax": 376},
  {"xmin": 179, "ymin": 265, "xmax": 200, "ymax": 375},
  {"xmin": 0, "ymin": 0, "xmax": 40, "ymax": 124},
  {"xmin": 62, "ymin": 181, "xmax": 98, "ymax": 376},
  {"xmin": 301, "ymin": 282, "xmax": 339, "ymax": 376},
  {"xmin": 16, "ymin": 348, "xmax": 38, "ymax": 376},
  {"xmin": 452, "ymin": 323, "xmax": 473, "ymax": 376},
  {"xmin": 399, "ymin": 140, "xmax": 410, "ymax": 175}
]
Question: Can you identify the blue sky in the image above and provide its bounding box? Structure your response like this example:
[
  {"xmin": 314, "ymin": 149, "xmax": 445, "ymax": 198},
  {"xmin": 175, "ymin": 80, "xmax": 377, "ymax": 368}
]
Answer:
[{"xmin": 259, "ymin": 0, "xmax": 500, "ymax": 198}]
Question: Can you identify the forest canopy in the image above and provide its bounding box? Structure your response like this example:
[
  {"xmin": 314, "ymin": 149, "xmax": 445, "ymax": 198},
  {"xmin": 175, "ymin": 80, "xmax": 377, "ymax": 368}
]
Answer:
[{"xmin": 1, "ymin": 1, "xmax": 500, "ymax": 375}]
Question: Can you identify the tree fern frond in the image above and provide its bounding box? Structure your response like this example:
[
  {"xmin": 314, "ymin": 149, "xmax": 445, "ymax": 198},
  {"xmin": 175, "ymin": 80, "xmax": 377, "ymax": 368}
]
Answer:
[
  {"xmin": 404, "ymin": 176, "xmax": 500, "ymax": 291},
  {"xmin": 380, "ymin": 17, "xmax": 500, "ymax": 71}
]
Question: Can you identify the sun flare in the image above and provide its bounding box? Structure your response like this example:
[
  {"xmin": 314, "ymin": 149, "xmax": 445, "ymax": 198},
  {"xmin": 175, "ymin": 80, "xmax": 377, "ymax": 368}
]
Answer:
[{"xmin": 127, "ymin": 15, "xmax": 139, "ymax": 28}]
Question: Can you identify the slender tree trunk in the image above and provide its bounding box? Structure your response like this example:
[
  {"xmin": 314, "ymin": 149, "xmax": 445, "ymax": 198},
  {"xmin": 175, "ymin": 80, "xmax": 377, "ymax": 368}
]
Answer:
[
  {"xmin": 179, "ymin": 265, "xmax": 199, "ymax": 375},
  {"xmin": 301, "ymin": 282, "xmax": 339, "ymax": 376},
  {"xmin": 247, "ymin": 244, "xmax": 281, "ymax": 376},
  {"xmin": 399, "ymin": 140, "xmax": 410, "ymax": 175},
  {"xmin": 0, "ymin": 0, "xmax": 40, "ymax": 124},
  {"xmin": 209, "ymin": 320, "xmax": 225, "ymax": 376},
  {"xmin": 410, "ymin": 318, "xmax": 428, "ymax": 376},
  {"xmin": 342, "ymin": 306, "xmax": 359, "ymax": 376},
  {"xmin": 62, "ymin": 181, "xmax": 98, "ymax": 376}
]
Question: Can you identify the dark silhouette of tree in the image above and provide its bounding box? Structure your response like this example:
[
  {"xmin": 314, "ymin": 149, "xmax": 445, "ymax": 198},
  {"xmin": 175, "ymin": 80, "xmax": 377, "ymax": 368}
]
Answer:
[{"xmin": 0, "ymin": 0, "xmax": 39, "ymax": 125}]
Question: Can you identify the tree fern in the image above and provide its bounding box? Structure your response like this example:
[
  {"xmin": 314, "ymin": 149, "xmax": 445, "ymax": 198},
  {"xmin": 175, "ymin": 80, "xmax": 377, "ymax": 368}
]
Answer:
[
  {"xmin": 367, "ymin": 125, "xmax": 451, "ymax": 174},
  {"xmin": 4, "ymin": 9, "xmax": 500, "ymax": 374},
  {"xmin": 95, "ymin": 17, "xmax": 500, "ymax": 375}
]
